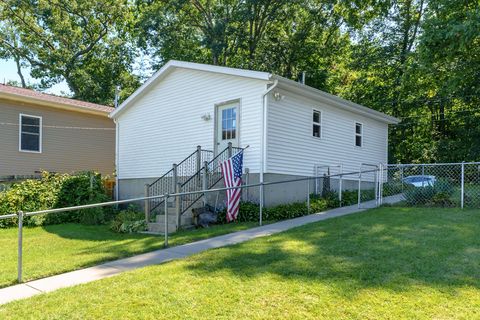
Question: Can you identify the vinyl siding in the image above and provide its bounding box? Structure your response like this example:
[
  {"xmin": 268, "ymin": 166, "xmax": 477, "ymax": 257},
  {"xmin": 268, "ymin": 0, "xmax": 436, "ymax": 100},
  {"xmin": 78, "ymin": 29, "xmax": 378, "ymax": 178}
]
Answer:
[
  {"xmin": 117, "ymin": 68, "xmax": 267, "ymax": 179},
  {"xmin": 266, "ymin": 88, "xmax": 388, "ymax": 176},
  {"xmin": 0, "ymin": 100, "xmax": 115, "ymax": 176}
]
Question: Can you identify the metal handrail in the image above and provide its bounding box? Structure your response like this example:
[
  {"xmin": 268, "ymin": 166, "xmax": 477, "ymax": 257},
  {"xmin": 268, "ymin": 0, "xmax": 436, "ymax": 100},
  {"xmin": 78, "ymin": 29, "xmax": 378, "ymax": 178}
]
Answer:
[
  {"xmin": 0, "ymin": 168, "xmax": 380, "ymax": 219},
  {"xmin": 148, "ymin": 168, "xmax": 174, "ymax": 187},
  {"xmin": 178, "ymin": 146, "xmax": 246, "ymax": 214}
]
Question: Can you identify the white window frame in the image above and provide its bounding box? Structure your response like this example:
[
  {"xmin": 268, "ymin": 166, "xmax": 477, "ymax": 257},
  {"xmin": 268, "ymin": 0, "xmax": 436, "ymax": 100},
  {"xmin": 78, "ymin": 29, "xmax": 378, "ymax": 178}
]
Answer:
[
  {"xmin": 312, "ymin": 109, "xmax": 322, "ymax": 139},
  {"xmin": 354, "ymin": 121, "xmax": 363, "ymax": 148},
  {"xmin": 19, "ymin": 113, "xmax": 42, "ymax": 153}
]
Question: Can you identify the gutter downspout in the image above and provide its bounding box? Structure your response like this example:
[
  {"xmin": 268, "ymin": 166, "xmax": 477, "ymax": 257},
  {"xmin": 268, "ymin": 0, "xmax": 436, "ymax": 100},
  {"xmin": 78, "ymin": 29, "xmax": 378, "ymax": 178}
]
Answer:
[
  {"xmin": 114, "ymin": 118, "xmax": 119, "ymax": 201},
  {"xmin": 259, "ymin": 78, "xmax": 278, "ymax": 223}
]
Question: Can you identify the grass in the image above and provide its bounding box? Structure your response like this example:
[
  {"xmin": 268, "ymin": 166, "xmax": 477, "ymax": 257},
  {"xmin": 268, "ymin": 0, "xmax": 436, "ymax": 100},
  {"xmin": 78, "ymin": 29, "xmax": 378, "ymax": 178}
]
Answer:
[
  {"xmin": 0, "ymin": 222, "xmax": 260, "ymax": 288},
  {"xmin": 2, "ymin": 206, "xmax": 480, "ymax": 319}
]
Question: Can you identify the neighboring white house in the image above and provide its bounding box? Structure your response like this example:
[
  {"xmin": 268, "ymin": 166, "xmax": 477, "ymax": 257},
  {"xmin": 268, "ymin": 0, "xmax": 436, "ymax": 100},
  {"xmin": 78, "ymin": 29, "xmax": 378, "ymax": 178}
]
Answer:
[{"xmin": 110, "ymin": 60, "xmax": 399, "ymax": 211}]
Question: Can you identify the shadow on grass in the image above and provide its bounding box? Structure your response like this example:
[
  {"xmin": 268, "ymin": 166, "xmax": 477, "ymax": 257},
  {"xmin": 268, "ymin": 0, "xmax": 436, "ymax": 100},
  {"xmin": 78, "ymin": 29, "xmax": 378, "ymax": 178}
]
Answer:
[{"xmin": 185, "ymin": 207, "xmax": 480, "ymax": 294}]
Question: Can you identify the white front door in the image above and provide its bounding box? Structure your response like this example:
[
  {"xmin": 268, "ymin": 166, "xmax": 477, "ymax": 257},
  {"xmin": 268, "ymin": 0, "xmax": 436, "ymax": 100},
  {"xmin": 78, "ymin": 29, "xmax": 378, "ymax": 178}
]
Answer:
[{"xmin": 216, "ymin": 102, "xmax": 239, "ymax": 153}]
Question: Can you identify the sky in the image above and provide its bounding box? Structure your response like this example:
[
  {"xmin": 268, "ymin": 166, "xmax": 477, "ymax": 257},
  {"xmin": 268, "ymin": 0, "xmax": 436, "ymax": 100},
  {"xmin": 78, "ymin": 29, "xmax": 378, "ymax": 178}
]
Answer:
[{"xmin": 0, "ymin": 59, "xmax": 71, "ymax": 95}]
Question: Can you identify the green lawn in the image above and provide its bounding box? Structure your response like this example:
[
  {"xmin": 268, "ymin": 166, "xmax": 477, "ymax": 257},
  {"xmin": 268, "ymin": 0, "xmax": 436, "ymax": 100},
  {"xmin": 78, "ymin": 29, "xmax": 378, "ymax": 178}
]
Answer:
[
  {"xmin": 0, "ymin": 222, "xmax": 260, "ymax": 288},
  {"xmin": 2, "ymin": 207, "xmax": 480, "ymax": 319}
]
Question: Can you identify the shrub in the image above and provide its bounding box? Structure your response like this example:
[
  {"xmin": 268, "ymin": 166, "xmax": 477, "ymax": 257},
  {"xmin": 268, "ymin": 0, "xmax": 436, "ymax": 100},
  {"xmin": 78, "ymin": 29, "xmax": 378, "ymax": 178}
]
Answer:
[
  {"xmin": 404, "ymin": 185, "xmax": 436, "ymax": 205},
  {"xmin": 431, "ymin": 192, "xmax": 455, "ymax": 207},
  {"xmin": 433, "ymin": 179, "xmax": 454, "ymax": 196},
  {"xmin": 217, "ymin": 202, "xmax": 260, "ymax": 224},
  {"xmin": 0, "ymin": 171, "xmax": 111, "ymax": 227},
  {"xmin": 110, "ymin": 205, "xmax": 146, "ymax": 233},
  {"xmin": 404, "ymin": 178, "xmax": 456, "ymax": 207},
  {"xmin": 265, "ymin": 202, "xmax": 308, "ymax": 220},
  {"xmin": 382, "ymin": 181, "xmax": 403, "ymax": 196}
]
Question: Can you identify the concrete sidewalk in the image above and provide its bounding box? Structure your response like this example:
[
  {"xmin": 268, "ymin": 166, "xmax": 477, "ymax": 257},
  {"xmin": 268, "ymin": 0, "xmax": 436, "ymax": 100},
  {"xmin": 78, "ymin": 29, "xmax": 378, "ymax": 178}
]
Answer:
[{"xmin": 0, "ymin": 196, "xmax": 400, "ymax": 305}]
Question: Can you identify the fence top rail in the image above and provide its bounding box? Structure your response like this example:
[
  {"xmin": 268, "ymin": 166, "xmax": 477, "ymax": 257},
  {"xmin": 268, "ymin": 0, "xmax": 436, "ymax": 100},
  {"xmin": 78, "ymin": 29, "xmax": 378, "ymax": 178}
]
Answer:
[
  {"xmin": 2, "ymin": 167, "xmax": 379, "ymax": 218},
  {"xmin": 386, "ymin": 162, "xmax": 480, "ymax": 167},
  {"xmin": 0, "ymin": 213, "xmax": 17, "ymax": 220}
]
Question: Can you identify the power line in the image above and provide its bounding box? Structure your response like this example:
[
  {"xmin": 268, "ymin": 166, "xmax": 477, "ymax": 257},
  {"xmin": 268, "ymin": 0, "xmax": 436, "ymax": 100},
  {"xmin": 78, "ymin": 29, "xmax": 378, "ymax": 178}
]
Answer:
[{"xmin": 0, "ymin": 122, "xmax": 115, "ymax": 131}]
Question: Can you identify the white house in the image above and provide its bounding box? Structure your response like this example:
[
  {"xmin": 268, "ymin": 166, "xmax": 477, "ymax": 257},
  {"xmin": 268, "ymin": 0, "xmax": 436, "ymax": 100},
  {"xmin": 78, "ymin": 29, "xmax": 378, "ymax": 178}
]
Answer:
[{"xmin": 110, "ymin": 60, "xmax": 398, "ymax": 230}]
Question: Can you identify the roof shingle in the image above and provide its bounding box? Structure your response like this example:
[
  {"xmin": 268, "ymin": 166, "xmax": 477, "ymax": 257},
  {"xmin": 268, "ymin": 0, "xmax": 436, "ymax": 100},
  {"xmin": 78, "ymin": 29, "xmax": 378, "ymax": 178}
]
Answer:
[{"xmin": 0, "ymin": 84, "xmax": 114, "ymax": 114}]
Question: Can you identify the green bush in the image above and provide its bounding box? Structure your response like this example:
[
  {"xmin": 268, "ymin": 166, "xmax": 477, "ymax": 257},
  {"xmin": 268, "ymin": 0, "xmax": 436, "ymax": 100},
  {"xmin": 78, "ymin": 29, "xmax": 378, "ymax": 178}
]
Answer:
[
  {"xmin": 110, "ymin": 206, "xmax": 146, "ymax": 233},
  {"xmin": 0, "ymin": 171, "xmax": 111, "ymax": 228},
  {"xmin": 404, "ymin": 178, "xmax": 456, "ymax": 207},
  {"xmin": 266, "ymin": 202, "xmax": 308, "ymax": 220},
  {"xmin": 382, "ymin": 181, "xmax": 403, "ymax": 196},
  {"xmin": 217, "ymin": 202, "xmax": 261, "ymax": 224},
  {"xmin": 431, "ymin": 192, "xmax": 455, "ymax": 207}
]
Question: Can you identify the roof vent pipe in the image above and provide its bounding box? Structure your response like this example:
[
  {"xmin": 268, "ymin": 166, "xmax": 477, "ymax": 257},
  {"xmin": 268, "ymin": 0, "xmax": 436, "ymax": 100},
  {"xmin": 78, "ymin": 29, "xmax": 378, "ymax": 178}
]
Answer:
[
  {"xmin": 114, "ymin": 85, "xmax": 120, "ymax": 108},
  {"xmin": 301, "ymin": 71, "xmax": 306, "ymax": 85}
]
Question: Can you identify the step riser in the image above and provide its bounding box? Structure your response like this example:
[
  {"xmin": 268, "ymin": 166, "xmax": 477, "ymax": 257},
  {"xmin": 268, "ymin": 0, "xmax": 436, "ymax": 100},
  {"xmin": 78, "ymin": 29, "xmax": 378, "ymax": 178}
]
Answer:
[
  {"xmin": 155, "ymin": 215, "xmax": 194, "ymax": 226},
  {"xmin": 147, "ymin": 223, "xmax": 178, "ymax": 234}
]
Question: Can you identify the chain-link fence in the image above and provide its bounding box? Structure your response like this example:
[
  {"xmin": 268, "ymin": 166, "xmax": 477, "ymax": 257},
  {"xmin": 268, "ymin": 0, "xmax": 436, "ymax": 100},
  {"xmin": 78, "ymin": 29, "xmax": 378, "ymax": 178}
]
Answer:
[{"xmin": 381, "ymin": 162, "xmax": 480, "ymax": 208}]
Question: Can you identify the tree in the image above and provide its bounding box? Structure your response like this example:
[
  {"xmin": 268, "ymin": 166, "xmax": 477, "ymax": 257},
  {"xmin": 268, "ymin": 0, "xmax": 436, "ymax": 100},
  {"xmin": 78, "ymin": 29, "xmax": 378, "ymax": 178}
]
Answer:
[{"xmin": 0, "ymin": 0, "xmax": 138, "ymax": 104}]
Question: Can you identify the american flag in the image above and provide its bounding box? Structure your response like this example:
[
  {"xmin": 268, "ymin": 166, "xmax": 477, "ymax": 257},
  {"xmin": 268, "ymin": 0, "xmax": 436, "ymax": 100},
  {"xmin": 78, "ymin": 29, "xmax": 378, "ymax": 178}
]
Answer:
[{"xmin": 220, "ymin": 151, "xmax": 244, "ymax": 222}]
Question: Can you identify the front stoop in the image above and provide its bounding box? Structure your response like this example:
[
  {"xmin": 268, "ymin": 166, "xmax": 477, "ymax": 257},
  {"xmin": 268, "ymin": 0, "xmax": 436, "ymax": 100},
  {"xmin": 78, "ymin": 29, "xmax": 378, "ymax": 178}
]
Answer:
[{"xmin": 147, "ymin": 206, "xmax": 197, "ymax": 234}]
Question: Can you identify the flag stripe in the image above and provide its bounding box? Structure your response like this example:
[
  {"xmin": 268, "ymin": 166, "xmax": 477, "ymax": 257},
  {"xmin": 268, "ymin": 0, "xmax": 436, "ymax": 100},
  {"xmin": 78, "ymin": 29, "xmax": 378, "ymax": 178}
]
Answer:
[{"xmin": 220, "ymin": 151, "xmax": 243, "ymax": 222}]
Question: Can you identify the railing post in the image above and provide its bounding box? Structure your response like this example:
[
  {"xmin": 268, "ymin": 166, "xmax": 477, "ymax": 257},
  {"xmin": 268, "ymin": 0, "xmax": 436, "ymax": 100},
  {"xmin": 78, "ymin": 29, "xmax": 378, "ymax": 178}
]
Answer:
[
  {"xmin": 144, "ymin": 184, "xmax": 150, "ymax": 224},
  {"xmin": 202, "ymin": 161, "xmax": 208, "ymax": 206},
  {"xmin": 306, "ymin": 177, "xmax": 310, "ymax": 213},
  {"xmin": 176, "ymin": 182, "xmax": 181, "ymax": 230},
  {"xmin": 358, "ymin": 170, "xmax": 362, "ymax": 209},
  {"xmin": 461, "ymin": 162, "xmax": 465, "ymax": 209},
  {"xmin": 164, "ymin": 195, "xmax": 169, "ymax": 247},
  {"xmin": 375, "ymin": 166, "xmax": 379, "ymax": 207},
  {"xmin": 244, "ymin": 168, "xmax": 250, "ymax": 202},
  {"xmin": 196, "ymin": 145, "xmax": 202, "ymax": 175},
  {"xmin": 17, "ymin": 210, "xmax": 23, "ymax": 283},
  {"xmin": 172, "ymin": 163, "xmax": 178, "ymax": 194},
  {"xmin": 339, "ymin": 165, "xmax": 343, "ymax": 204},
  {"xmin": 227, "ymin": 142, "xmax": 232, "ymax": 158},
  {"xmin": 259, "ymin": 182, "xmax": 264, "ymax": 226}
]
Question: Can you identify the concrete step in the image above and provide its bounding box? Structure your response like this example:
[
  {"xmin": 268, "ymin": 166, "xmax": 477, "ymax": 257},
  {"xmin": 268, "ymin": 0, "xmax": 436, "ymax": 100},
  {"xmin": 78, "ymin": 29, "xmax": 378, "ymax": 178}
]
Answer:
[
  {"xmin": 147, "ymin": 222, "xmax": 178, "ymax": 234},
  {"xmin": 155, "ymin": 213, "xmax": 194, "ymax": 226}
]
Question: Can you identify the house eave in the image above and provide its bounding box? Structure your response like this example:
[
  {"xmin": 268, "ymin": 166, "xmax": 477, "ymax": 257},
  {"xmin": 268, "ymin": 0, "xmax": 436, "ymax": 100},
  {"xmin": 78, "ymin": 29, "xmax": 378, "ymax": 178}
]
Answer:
[
  {"xmin": 0, "ymin": 92, "xmax": 111, "ymax": 117},
  {"xmin": 110, "ymin": 60, "xmax": 272, "ymax": 119},
  {"xmin": 272, "ymin": 75, "xmax": 400, "ymax": 124}
]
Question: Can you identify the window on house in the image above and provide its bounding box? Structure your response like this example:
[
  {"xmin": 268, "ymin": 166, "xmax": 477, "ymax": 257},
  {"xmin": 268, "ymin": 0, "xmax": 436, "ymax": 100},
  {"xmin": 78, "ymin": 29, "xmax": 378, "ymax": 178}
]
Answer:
[
  {"xmin": 355, "ymin": 122, "xmax": 363, "ymax": 147},
  {"xmin": 312, "ymin": 110, "xmax": 322, "ymax": 138},
  {"xmin": 19, "ymin": 114, "xmax": 42, "ymax": 152},
  {"xmin": 221, "ymin": 107, "xmax": 237, "ymax": 140}
]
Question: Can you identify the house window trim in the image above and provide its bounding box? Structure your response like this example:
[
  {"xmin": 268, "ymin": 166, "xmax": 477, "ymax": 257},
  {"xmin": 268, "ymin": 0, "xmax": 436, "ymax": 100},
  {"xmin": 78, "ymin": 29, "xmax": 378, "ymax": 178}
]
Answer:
[
  {"xmin": 19, "ymin": 113, "xmax": 43, "ymax": 154},
  {"xmin": 354, "ymin": 121, "xmax": 363, "ymax": 148},
  {"xmin": 312, "ymin": 109, "xmax": 323, "ymax": 139}
]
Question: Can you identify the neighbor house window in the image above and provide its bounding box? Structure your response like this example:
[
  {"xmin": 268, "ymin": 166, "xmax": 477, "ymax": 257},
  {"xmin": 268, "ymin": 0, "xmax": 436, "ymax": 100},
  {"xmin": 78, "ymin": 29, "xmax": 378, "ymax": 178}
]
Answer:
[
  {"xmin": 19, "ymin": 114, "xmax": 42, "ymax": 153},
  {"xmin": 312, "ymin": 110, "xmax": 322, "ymax": 138},
  {"xmin": 355, "ymin": 122, "xmax": 363, "ymax": 147}
]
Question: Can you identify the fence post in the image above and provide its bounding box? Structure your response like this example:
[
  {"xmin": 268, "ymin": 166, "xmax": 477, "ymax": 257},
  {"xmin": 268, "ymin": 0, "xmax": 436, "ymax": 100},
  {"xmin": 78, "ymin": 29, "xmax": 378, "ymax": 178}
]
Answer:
[
  {"xmin": 306, "ymin": 177, "xmax": 310, "ymax": 213},
  {"xmin": 339, "ymin": 165, "xmax": 343, "ymax": 204},
  {"xmin": 227, "ymin": 142, "xmax": 232, "ymax": 158},
  {"xmin": 202, "ymin": 161, "xmax": 208, "ymax": 206},
  {"xmin": 259, "ymin": 182, "xmax": 264, "ymax": 226},
  {"xmin": 461, "ymin": 162, "xmax": 465, "ymax": 209},
  {"xmin": 357, "ymin": 170, "xmax": 362, "ymax": 209},
  {"xmin": 196, "ymin": 145, "xmax": 202, "ymax": 174},
  {"xmin": 374, "ymin": 166, "xmax": 379, "ymax": 207},
  {"xmin": 401, "ymin": 165, "xmax": 404, "ymax": 192},
  {"xmin": 175, "ymin": 182, "xmax": 181, "ymax": 230},
  {"xmin": 164, "ymin": 195, "xmax": 169, "ymax": 247},
  {"xmin": 244, "ymin": 168, "xmax": 250, "ymax": 202},
  {"xmin": 144, "ymin": 184, "xmax": 150, "ymax": 224},
  {"xmin": 17, "ymin": 210, "xmax": 23, "ymax": 283}
]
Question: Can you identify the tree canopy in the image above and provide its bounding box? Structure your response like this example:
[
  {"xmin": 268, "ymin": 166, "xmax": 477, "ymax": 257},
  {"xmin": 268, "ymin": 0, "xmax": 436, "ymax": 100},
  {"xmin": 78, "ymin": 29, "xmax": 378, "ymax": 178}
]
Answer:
[{"xmin": 1, "ymin": 0, "xmax": 478, "ymax": 163}]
